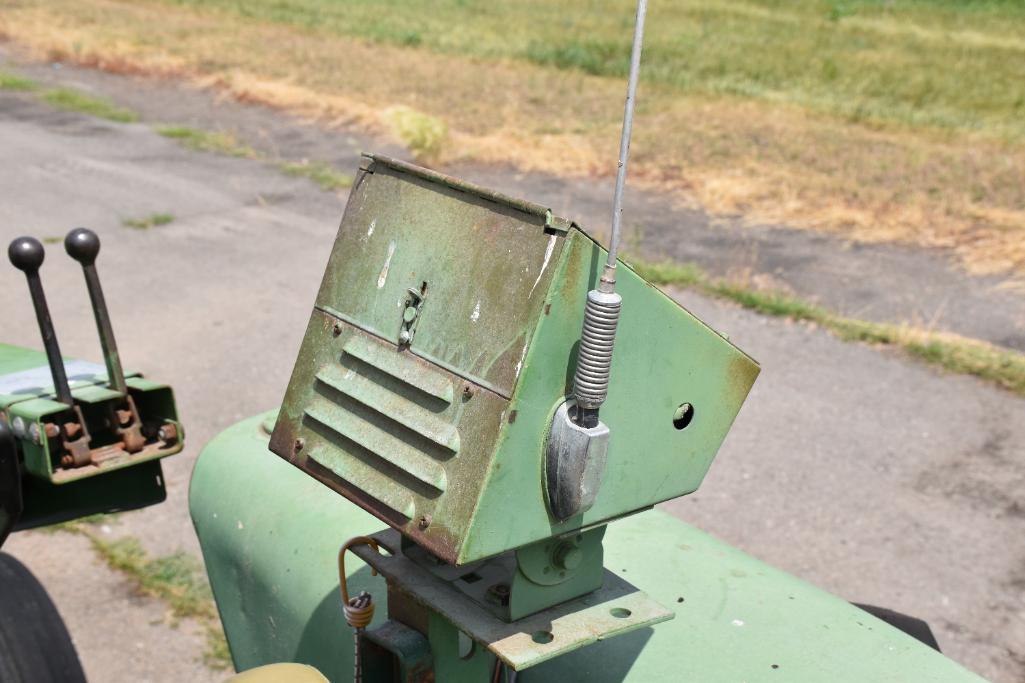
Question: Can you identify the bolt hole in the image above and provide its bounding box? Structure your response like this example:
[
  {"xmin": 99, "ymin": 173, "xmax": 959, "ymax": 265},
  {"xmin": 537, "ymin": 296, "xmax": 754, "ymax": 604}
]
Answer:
[
  {"xmin": 677, "ymin": 597, "xmax": 685, "ymax": 603},
  {"xmin": 672, "ymin": 403, "xmax": 695, "ymax": 430},
  {"xmin": 771, "ymin": 664, "xmax": 779, "ymax": 670},
  {"xmin": 610, "ymin": 607, "xmax": 632, "ymax": 619},
  {"xmin": 532, "ymin": 630, "xmax": 554, "ymax": 644}
]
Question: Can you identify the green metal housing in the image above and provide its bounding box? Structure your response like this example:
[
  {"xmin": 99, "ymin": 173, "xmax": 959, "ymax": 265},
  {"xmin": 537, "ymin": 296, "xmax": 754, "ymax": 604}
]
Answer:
[
  {"xmin": 270, "ymin": 155, "xmax": 759, "ymax": 565},
  {"xmin": 193, "ymin": 412, "xmax": 984, "ymax": 682},
  {"xmin": 0, "ymin": 342, "xmax": 181, "ymax": 528}
]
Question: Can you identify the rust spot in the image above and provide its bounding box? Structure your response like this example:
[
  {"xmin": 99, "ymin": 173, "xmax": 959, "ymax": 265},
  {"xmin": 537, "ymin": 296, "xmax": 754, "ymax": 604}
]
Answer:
[
  {"xmin": 508, "ymin": 410, "xmax": 518, "ymax": 423},
  {"xmin": 725, "ymin": 352, "xmax": 761, "ymax": 406}
]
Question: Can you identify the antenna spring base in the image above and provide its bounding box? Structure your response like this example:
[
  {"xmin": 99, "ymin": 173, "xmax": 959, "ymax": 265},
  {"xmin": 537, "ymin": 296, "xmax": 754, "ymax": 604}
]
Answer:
[{"xmin": 572, "ymin": 289, "xmax": 622, "ymax": 414}]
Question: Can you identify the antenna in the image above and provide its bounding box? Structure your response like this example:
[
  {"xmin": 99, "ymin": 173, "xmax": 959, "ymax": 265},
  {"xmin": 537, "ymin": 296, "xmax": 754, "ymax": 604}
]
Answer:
[
  {"xmin": 570, "ymin": 0, "xmax": 647, "ymax": 428},
  {"xmin": 605, "ymin": 0, "xmax": 647, "ymax": 282},
  {"xmin": 8, "ymin": 237, "xmax": 74, "ymax": 405}
]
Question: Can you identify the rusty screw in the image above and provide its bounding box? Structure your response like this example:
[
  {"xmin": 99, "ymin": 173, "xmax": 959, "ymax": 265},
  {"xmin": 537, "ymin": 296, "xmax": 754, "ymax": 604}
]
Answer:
[
  {"xmin": 158, "ymin": 424, "xmax": 179, "ymax": 444},
  {"xmin": 333, "ymin": 322, "xmax": 343, "ymax": 337},
  {"xmin": 462, "ymin": 384, "xmax": 474, "ymax": 399},
  {"xmin": 417, "ymin": 514, "xmax": 431, "ymax": 530},
  {"xmin": 294, "ymin": 438, "xmax": 305, "ymax": 453}
]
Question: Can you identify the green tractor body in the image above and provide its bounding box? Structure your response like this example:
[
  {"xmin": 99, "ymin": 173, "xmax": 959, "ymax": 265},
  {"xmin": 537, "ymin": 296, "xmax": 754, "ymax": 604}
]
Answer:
[
  {"xmin": 193, "ymin": 412, "xmax": 983, "ymax": 682},
  {"xmin": 188, "ymin": 157, "xmax": 984, "ymax": 682}
]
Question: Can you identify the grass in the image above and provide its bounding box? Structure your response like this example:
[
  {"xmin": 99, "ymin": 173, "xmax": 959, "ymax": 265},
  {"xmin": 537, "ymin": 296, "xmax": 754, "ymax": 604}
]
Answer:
[
  {"xmin": 8, "ymin": 75, "xmax": 354, "ymax": 195},
  {"xmin": 52, "ymin": 517, "xmax": 231, "ymax": 669},
  {"xmin": 278, "ymin": 159, "xmax": 353, "ymax": 191},
  {"xmin": 2, "ymin": 0, "xmax": 1022, "ymax": 275},
  {"xmin": 159, "ymin": 0, "xmax": 1025, "ymax": 138},
  {"xmin": 122, "ymin": 212, "xmax": 175, "ymax": 230},
  {"xmin": 383, "ymin": 106, "xmax": 447, "ymax": 162},
  {"xmin": 156, "ymin": 125, "xmax": 255, "ymax": 157},
  {"xmin": 42, "ymin": 87, "xmax": 138, "ymax": 122},
  {"xmin": 632, "ymin": 258, "xmax": 1025, "ymax": 397},
  {"xmin": 0, "ymin": 70, "xmax": 37, "ymax": 90},
  {"xmin": 157, "ymin": 126, "xmax": 353, "ymax": 190}
]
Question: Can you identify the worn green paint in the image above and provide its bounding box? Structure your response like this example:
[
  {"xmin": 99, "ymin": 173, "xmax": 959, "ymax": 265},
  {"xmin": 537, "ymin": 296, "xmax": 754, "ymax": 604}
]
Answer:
[
  {"xmin": 0, "ymin": 343, "xmax": 182, "ymax": 483},
  {"xmin": 271, "ymin": 155, "xmax": 759, "ymax": 565},
  {"xmin": 354, "ymin": 527, "xmax": 672, "ymax": 671},
  {"xmin": 192, "ymin": 412, "xmax": 984, "ymax": 682}
]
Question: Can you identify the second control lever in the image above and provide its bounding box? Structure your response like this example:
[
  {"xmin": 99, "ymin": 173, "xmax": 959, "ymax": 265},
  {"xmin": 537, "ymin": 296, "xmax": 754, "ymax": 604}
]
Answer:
[{"xmin": 65, "ymin": 228, "xmax": 145, "ymax": 453}]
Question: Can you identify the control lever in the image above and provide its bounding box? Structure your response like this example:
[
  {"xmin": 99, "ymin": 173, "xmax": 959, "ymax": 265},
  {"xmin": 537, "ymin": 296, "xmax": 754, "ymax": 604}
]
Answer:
[
  {"xmin": 8, "ymin": 237, "xmax": 92, "ymax": 466},
  {"xmin": 64, "ymin": 228, "xmax": 145, "ymax": 453}
]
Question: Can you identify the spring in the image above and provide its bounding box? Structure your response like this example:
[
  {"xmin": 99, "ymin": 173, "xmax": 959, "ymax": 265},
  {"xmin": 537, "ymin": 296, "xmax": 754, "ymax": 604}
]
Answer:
[
  {"xmin": 572, "ymin": 290, "xmax": 622, "ymax": 410},
  {"xmin": 343, "ymin": 591, "xmax": 375, "ymax": 629}
]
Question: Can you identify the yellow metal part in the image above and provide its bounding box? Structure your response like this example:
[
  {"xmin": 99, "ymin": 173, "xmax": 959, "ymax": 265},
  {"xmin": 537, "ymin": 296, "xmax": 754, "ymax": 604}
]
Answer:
[{"xmin": 227, "ymin": 663, "xmax": 328, "ymax": 683}]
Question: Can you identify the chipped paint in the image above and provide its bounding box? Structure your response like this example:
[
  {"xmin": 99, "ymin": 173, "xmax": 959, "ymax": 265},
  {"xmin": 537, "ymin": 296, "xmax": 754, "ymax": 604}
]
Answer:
[
  {"xmin": 529, "ymin": 233, "xmax": 558, "ymax": 297},
  {"xmin": 514, "ymin": 338, "xmax": 530, "ymax": 377},
  {"xmin": 367, "ymin": 219, "xmax": 376, "ymax": 237},
  {"xmin": 471, "ymin": 299, "xmax": 481, "ymax": 323},
  {"xmin": 377, "ymin": 240, "xmax": 396, "ymax": 289}
]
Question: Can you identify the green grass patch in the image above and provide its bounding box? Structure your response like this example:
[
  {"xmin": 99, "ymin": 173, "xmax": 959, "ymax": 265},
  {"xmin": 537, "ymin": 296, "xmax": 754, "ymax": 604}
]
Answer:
[
  {"xmin": 122, "ymin": 212, "xmax": 175, "ymax": 230},
  {"xmin": 632, "ymin": 258, "xmax": 1025, "ymax": 397},
  {"xmin": 164, "ymin": 0, "xmax": 1025, "ymax": 138},
  {"xmin": 157, "ymin": 125, "xmax": 255, "ymax": 157},
  {"xmin": 278, "ymin": 160, "xmax": 353, "ymax": 191},
  {"xmin": 383, "ymin": 106, "xmax": 447, "ymax": 161},
  {"xmin": 51, "ymin": 518, "xmax": 230, "ymax": 669},
  {"xmin": 0, "ymin": 70, "xmax": 37, "ymax": 91},
  {"xmin": 160, "ymin": 124, "xmax": 354, "ymax": 192},
  {"xmin": 42, "ymin": 88, "xmax": 138, "ymax": 122}
]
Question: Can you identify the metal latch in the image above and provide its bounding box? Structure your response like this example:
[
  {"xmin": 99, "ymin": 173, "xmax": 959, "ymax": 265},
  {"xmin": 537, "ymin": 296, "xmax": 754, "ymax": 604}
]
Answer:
[{"xmin": 398, "ymin": 283, "xmax": 428, "ymax": 347}]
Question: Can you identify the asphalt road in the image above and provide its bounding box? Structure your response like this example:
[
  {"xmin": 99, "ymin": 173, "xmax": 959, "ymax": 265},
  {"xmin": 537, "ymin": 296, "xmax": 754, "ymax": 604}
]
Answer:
[{"xmin": 0, "ymin": 65, "xmax": 1022, "ymax": 682}]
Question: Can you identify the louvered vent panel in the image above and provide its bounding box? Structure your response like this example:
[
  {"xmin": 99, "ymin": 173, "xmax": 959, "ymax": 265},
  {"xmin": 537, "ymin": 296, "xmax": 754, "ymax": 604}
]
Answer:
[{"xmin": 303, "ymin": 337, "xmax": 458, "ymax": 519}]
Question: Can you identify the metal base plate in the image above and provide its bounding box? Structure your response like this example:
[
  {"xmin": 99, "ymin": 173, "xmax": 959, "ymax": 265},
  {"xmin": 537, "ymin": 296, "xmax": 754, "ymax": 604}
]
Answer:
[{"xmin": 353, "ymin": 529, "xmax": 674, "ymax": 671}]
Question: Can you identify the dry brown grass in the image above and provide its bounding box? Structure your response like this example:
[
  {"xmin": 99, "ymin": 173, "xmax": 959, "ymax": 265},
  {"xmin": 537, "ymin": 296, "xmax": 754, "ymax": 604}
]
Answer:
[{"xmin": 2, "ymin": 0, "xmax": 1024, "ymax": 276}]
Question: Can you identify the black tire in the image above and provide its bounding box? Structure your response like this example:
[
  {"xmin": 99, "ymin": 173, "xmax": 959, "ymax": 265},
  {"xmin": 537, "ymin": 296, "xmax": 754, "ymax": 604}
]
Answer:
[
  {"xmin": 0, "ymin": 552, "xmax": 87, "ymax": 683},
  {"xmin": 853, "ymin": 603, "xmax": 941, "ymax": 651}
]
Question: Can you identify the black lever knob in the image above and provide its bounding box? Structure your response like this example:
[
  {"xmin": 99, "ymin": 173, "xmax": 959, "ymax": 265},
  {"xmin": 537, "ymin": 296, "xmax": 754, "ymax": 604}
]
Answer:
[
  {"xmin": 64, "ymin": 227, "xmax": 100, "ymax": 266},
  {"xmin": 64, "ymin": 228, "xmax": 127, "ymax": 396},
  {"xmin": 8, "ymin": 237, "xmax": 74, "ymax": 405}
]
